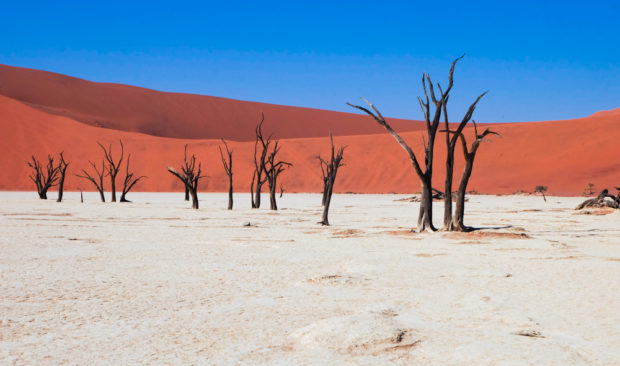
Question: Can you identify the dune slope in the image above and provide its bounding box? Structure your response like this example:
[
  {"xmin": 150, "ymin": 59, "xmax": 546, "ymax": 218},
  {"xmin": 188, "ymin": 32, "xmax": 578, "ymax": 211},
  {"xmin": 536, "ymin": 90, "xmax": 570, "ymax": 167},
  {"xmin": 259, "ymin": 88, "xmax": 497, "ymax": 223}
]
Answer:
[
  {"xmin": 2, "ymin": 93, "xmax": 620, "ymax": 196},
  {"xmin": 0, "ymin": 64, "xmax": 427, "ymax": 141}
]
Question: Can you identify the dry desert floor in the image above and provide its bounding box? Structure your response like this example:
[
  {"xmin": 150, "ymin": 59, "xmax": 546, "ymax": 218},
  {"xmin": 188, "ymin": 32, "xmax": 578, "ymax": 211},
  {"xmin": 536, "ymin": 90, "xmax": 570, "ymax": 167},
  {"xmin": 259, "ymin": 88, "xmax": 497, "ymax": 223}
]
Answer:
[{"xmin": 1, "ymin": 192, "xmax": 619, "ymax": 365}]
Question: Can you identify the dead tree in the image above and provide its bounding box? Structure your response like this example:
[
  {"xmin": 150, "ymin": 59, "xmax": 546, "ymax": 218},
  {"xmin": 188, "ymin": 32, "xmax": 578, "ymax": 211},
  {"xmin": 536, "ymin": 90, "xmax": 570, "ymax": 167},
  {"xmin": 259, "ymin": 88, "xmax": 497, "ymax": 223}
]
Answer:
[
  {"xmin": 219, "ymin": 139, "xmax": 234, "ymax": 210},
  {"xmin": 534, "ymin": 185, "xmax": 548, "ymax": 202},
  {"xmin": 76, "ymin": 160, "xmax": 107, "ymax": 202},
  {"xmin": 265, "ymin": 141, "xmax": 292, "ymax": 210},
  {"xmin": 27, "ymin": 155, "xmax": 59, "ymax": 199},
  {"xmin": 451, "ymin": 122, "xmax": 499, "ymax": 231},
  {"xmin": 119, "ymin": 154, "xmax": 146, "ymax": 202},
  {"xmin": 348, "ymin": 57, "xmax": 461, "ymax": 231},
  {"xmin": 280, "ymin": 184, "xmax": 284, "ymax": 198},
  {"xmin": 318, "ymin": 157, "xmax": 329, "ymax": 206},
  {"xmin": 98, "ymin": 140, "xmax": 124, "ymax": 202},
  {"xmin": 440, "ymin": 73, "xmax": 487, "ymax": 229},
  {"xmin": 168, "ymin": 145, "xmax": 204, "ymax": 209},
  {"xmin": 318, "ymin": 133, "xmax": 345, "ymax": 225},
  {"xmin": 56, "ymin": 152, "xmax": 69, "ymax": 202},
  {"xmin": 576, "ymin": 189, "xmax": 618, "ymax": 209},
  {"xmin": 251, "ymin": 114, "xmax": 271, "ymax": 208}
]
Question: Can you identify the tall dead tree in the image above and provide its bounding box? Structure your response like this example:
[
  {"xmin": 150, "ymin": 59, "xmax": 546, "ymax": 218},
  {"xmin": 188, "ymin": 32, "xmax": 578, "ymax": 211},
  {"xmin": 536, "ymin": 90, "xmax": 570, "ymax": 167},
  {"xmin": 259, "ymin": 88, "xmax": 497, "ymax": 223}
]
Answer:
[
  {"xmin": 168, "ymin": 145, "xmax": 204, "ymax": 209},
  {"xmin": 27, "ymin": 155, "xmax": 59, "ymax": 199},
  {"xmin": 98, "ymin": 140, "xmax": 124, "ymax": 202},
  {"xmin": 76, "ymin": 160, "xmax": 107, "ymax": 202},
  {"xmin": 251, "ymin": 114, "xmax": 270, "ymax": 208},
  {"xmin": 56, "ymin": 152, "xmax": 69, "ymax": 202},
  {"xmin": 348, "ymin": 57, "xmax": 461, "ymax": 231},
  {"xmin": 451, "ymin": 122, "xmax": 499, "ymax": 231},
  {"xmin": 119, "ymin": 154, "xmax": 146, "ymax": 202},
  {"xmin": 264, "ymin": 141, "xmax": 292, "ymax": 210},
  {"xmin": 318, "ymin": 133, "xmax": 345, "ymax": 225},
  {"xmin": 441, "ymin": 77, "xmax": 487, "ymax": 230},
  {"xmin": 219, "ymin": 139, "xmax": 234, "ymax": 210}
]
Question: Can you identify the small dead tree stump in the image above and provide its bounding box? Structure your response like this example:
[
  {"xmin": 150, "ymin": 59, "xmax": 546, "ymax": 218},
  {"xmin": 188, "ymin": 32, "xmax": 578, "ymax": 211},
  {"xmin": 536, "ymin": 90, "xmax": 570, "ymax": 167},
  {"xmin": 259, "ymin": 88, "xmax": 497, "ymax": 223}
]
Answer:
[{"xmin": 576, "ymin": 189, "xmax": 618, "ymax": 209}]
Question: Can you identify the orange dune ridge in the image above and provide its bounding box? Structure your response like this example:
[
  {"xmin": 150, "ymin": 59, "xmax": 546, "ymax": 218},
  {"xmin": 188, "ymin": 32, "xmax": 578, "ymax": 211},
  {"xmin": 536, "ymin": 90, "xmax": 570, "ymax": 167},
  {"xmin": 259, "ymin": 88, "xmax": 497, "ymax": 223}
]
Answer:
[
  {"xmin": 2, "ymin": 91, "xmax": 620, "ymax": 196},
  {"xmin": 0, "ymin": 64, "xmax": 427, "ymax": 141}
]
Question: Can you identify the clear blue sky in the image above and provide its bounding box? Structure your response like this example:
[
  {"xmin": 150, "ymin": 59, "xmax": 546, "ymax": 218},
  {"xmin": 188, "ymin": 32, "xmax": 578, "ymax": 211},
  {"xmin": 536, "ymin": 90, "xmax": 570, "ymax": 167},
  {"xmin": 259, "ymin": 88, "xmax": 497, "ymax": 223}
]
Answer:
[{"xmin": 1, "ymin": 0, "xmax": 618, "ymax": 122}]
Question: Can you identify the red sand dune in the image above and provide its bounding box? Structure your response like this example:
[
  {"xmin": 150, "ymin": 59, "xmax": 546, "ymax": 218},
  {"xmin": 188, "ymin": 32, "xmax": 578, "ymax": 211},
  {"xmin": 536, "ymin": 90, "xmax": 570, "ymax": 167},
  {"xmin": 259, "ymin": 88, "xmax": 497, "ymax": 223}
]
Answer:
[
  {"xmin": 2, "ymin": 92, "xmax": 620, "ymax": 196},
  {"xmin": 1, "ymin": 65, "xmax": 620, "ymax": 196},
  {"xmin": 0, "ymin": 64, "xmax": 426, "ymax": 141}
]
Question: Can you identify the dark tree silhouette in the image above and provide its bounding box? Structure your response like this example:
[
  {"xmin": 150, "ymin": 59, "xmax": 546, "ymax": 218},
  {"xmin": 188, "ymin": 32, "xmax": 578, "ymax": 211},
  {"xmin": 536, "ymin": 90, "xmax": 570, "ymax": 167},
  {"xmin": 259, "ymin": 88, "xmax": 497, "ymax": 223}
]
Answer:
[
  {"xmin": 219, "ymin": 139, "xmax": 234, "ymax": 210},
  {"xmin": 27, "ymin": 155, "xmax": 59, "ymax": 199},
  {"xmin": 451, "ymin": 122, "xmax": 499, "ymax": 231},
  {"xmin": 264, "ymin": 141, "xmax": 292, "ymax": 210},
  {"xmin": 251, "ymin": 114, "xmax": 270, "ymax": 208},
  {"xmin": 534, "ymin": 185, "xmax": 548, "ymax": 202},
  {"xmin": 98, "ymin": 140, "xmax": 124, "ymax": 202},
  {"xmin": 76, "ymin": 160, "xmax": 107, "ymax": 202},
  {"xmin": 318, "ymin": 133, "xmax": 345, "ymax": 225},
  {"xmin": 440, "ymin": 77, "xmax": 487, "ymax": 230},
  {"xmin": 168, "ymin": 145, "xmax": 204, "ymax": 209},
  {"xmin": 56, "ymin": 152, "xmax": 69, "ymax": 202},
  {"xmin": 119, "ymin": 154, "xmax": 146, "ymax": 202},
  {"xmin": 348, "ymin": 57, "xmax": 461, "ymax": 231}
]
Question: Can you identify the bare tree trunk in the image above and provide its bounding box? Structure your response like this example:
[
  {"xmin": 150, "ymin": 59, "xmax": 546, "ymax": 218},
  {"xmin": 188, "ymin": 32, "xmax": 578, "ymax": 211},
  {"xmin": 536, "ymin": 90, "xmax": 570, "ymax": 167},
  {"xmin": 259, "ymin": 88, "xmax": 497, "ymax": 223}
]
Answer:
[
  {"xmin": 320, "ymin": 181, "xmax": 333, "ymax": 225},
  {"xmin": 254, "ymin": 182, "xmax": 262, "ymax": 208},
  {"xmin": 219, "ymin": 139, "xmax": 234, "ymax": 210},
  {"xmin": 451, "ymin": 123, "xmax": 499, "ymax": 231},
  {"xmin": 418, "ymin": 180, "xmax": 436, "ymax": 231},
  {"xmin": 184, "ymin": 186, "xmax": 189, "ymax": 201},
  {"xmin": 98, "ymin": 141, "xmax": 124, "ymax": 203},
  {"xmin": 228, "ymin": 175, "xmax": 233, "ymax": 210},
  {"xmin": 269, "ymin": 178, "xmax": 278, "ymax": 210},
  {"xmin": 443, "ymin": 150, "xmax": 454, "ymax": 227},
  {"xmin": 452, "ymin": 157, "xmax": 474, "ymax": 231},
  {"xmin": 56, "ymin": 152, "xmax": 69, "ymax": 202},
  {"xmin": 319, "ymin": 134, "xmax": 345, "ymax": 226},
  {"xmin": 250, "ymin": 171, "xmax": 256, "ymax": 208},
  {"xmin": 191, "ymin": 189, "xmax": 199, "ymax": 209}
]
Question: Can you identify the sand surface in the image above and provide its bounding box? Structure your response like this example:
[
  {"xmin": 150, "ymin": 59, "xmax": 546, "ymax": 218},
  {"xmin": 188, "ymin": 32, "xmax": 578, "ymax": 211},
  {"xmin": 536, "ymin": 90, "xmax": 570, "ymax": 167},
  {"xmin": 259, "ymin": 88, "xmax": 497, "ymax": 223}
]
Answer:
[{"xmin": 1, "ymin": 192, "xmax": 619, "ymax": 364}]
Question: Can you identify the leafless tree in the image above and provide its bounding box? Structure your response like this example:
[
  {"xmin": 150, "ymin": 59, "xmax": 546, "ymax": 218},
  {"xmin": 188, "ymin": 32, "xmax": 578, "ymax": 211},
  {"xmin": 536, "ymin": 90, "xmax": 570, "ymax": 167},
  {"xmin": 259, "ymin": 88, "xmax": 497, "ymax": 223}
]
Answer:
[
  {"xmin": 119, "ymin": 154, "xmax": 146, "ymax": 202},
  {"xmin": 348, "ymin": 57, "xmax": 461, "ymax": 231},
  {"xmin": 168, "ymin": 145, "xmax": 204, "ymax": 209},
  {"xmin": 318, "ymin": 133, "xmax": 345, "ymax": 225},
  {"xmin": 76, "ymin": 160, "xmax": 107, "ymax": 202},
  {"xmin": 534, "ymin": 185, "xmax": 548, "ymax": 202},
  {"xmin": 440, "ymin": 75, "xmax": 487, "ymax": 229},
  {"xmin": 451, "ymin": 122, "xmax": 499, "ymax": 231},
  {"xmin": 264, "ymin": 141, "xmax": 292, "ymax": 210},
  {"xmin": 219, "ymin": 139, "xmax": 234, "ymax": 210},
  {"xmin": 98, "ymin": 140, "xmax": 124, "ymax": 202},
  {"xmin": 251, "ymin": 114, "xmax": 270, "ymax": 208},
  {"xmin": 56, "ymin": 152, "xmax": 69, "ymax": 202},
  {"xmin": 27, "ymin": 155, "xmax": 59, "ymax": 199}
]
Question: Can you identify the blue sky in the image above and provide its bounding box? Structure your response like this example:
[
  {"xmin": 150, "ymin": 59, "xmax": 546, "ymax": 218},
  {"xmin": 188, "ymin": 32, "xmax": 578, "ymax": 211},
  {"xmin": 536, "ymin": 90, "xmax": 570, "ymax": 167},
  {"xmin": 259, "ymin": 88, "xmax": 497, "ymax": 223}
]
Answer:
[{"xmin": 1, "ymin": 0, "xmax": 618, "ymax": 122}]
